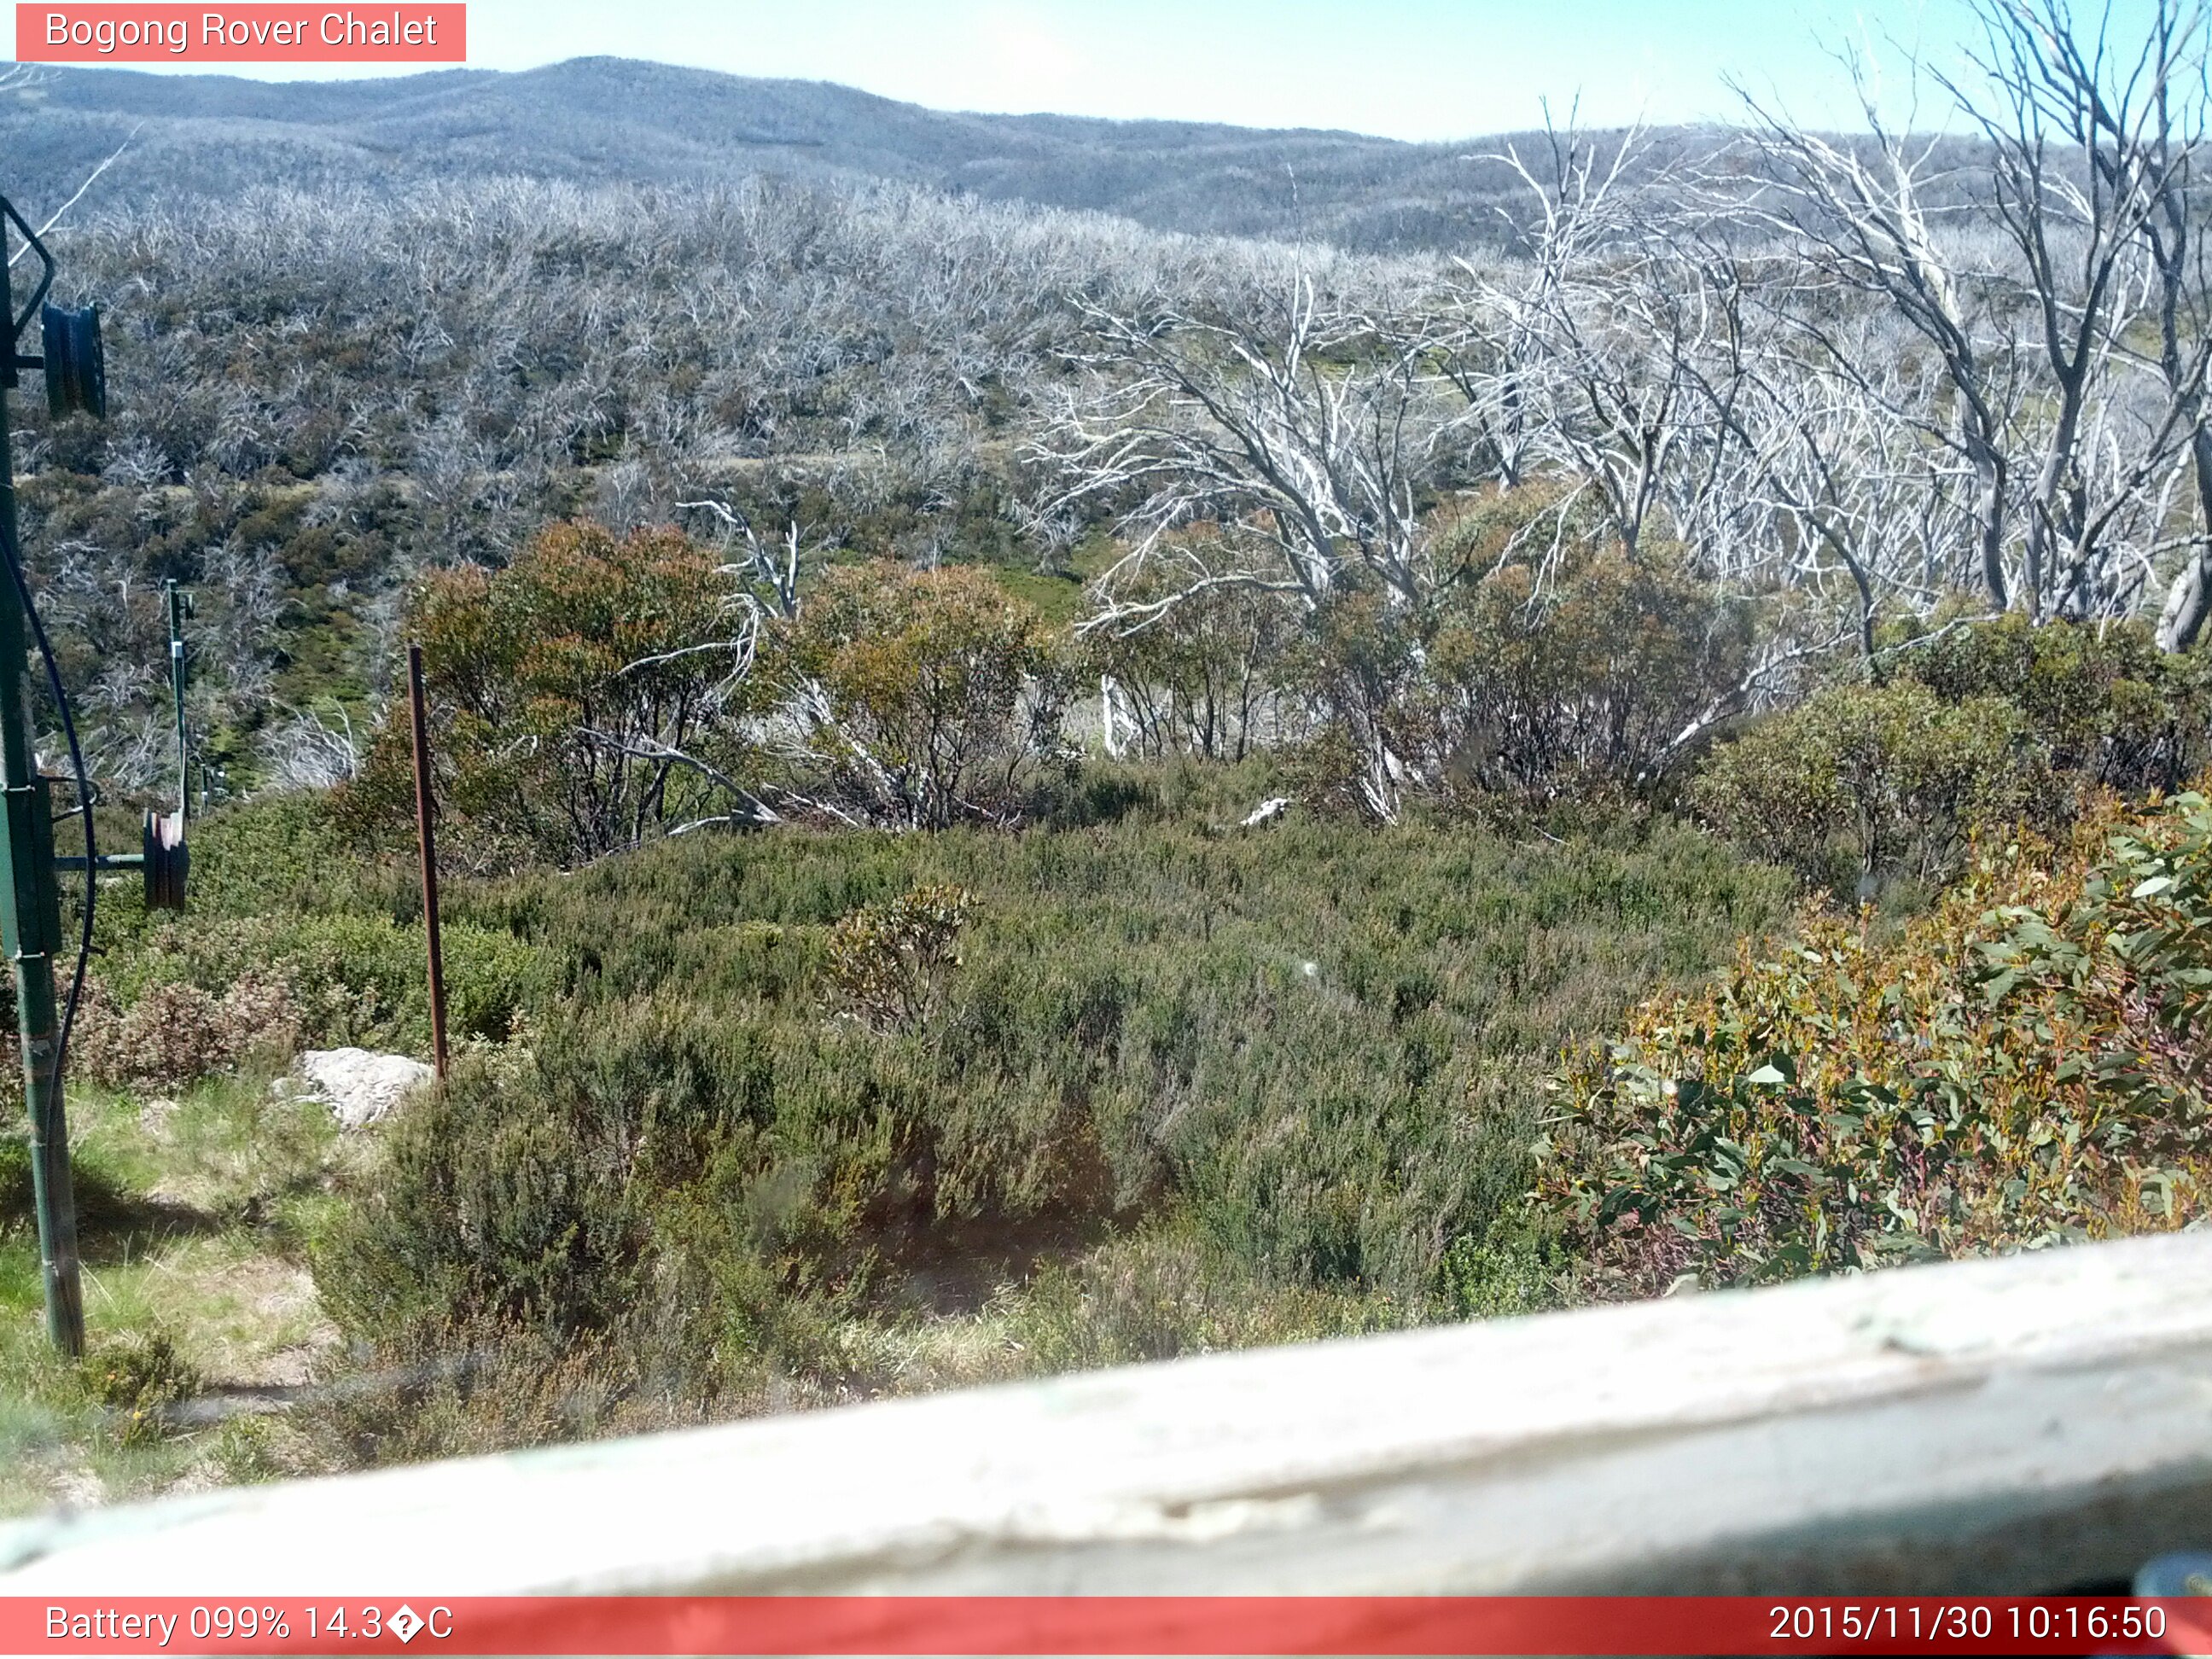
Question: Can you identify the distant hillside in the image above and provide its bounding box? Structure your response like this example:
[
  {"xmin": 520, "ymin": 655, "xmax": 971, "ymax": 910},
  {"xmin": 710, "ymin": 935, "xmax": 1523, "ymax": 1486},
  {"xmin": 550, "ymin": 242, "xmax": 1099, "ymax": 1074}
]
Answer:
[{"xmin": 0, "ymin": 56, "xmax": 1691, "ymax": 250}]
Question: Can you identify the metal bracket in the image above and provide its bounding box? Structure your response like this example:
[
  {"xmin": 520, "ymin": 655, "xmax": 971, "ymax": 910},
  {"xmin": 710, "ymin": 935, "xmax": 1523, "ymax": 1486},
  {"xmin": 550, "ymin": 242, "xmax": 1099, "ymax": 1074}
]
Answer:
[
  {"xmin": 2, "ymin": 779, "xmax": 61, "ymax": 962},
  {"xmin": 50, "ymin": 809, "xmax": 185, "ymax": 911},
  {"xmin": 2, "ymin": 195, "xmax": 55, "ymax": 355}
]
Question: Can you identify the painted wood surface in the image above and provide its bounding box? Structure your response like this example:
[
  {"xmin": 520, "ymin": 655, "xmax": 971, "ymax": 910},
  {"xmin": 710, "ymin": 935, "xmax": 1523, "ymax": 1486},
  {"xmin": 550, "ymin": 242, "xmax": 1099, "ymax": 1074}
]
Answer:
[{"xmin": 4, "ymin": 1230, "xmax": 2209, "ymax": 1595}]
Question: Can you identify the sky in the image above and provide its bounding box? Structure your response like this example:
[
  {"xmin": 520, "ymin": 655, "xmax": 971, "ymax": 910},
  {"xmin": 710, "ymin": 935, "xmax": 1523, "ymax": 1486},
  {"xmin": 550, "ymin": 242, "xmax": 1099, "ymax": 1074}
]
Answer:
[{"xmin": 40, "ymin": 0, "xmax": 2181, "ymax": 142}]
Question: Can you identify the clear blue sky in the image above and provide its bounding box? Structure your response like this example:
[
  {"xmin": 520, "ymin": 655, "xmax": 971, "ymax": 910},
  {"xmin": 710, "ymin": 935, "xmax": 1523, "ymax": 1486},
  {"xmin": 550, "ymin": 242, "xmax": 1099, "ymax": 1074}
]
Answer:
[{"xmin": 40, "ymin": 0, "xmax": 2180, "ymax": 141}]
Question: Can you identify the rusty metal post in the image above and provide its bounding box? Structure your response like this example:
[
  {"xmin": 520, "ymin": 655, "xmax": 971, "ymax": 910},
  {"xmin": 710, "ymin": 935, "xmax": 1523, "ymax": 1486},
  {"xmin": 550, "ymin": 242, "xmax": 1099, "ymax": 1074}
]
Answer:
[{"xmin": 407, "ymin": 645, "xmax": 448, "ymax": 1079}]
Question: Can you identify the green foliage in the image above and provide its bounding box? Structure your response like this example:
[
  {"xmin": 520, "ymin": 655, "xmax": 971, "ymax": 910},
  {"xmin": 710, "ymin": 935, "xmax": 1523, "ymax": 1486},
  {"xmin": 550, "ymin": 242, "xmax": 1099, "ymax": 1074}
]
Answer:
[
  {"xmin": 1078, "ymin": 530, "xmax": 1296, "ymax": 762},
  {"xmin": 1694, "ymin": 618, "xmax": 2212, "ymax": 892},
  {"xmin": 73, "ymin": 975, "xmax": 301, "ymax": 1094},
  {"xmin": 825, "ymin": 883, "xmax": 974, "ymax": 1033},
  {"xmin": 206, "ymin": 1413, "xmax": 324, "ymax": 1487},
  {"xmin": 996, "ymin": 1226, "xmax": 1412, "ymax": 1371},
  {"xmin": 0, "ymin": 1138, "xmax": 27, "ymax": 1220},
  {"xmin": 1434, "ymin": 1225, "xmax": 1567, "ymax": 1319},
  {"xmin": 1895, "ymin": 615, "xmax": 2212, "ymax": 795},
  {"xmin": 1975, "ymin": 792, "xmax": 2212, "ymax": 1121},
  {"xmin": 312, "ymin": 809, "xmax": 1789, "ymax": 1448},
  {"xmin": 90, "ymin": 1330, "xmax": 201, "ymax": 1449},
  {"xmin": 0, "ymin": 1074, "xmax": 350, "ymax": 1512},
  {"xmin": 1535, "ymin": 791, "xmax": 2212, "ymax": 1298},
  {"xmin": 40, "ymin": 791, "xmax": 544, "ymax": 1095},
  {"xmin": 1420, "ymin": 533, "xmax": 1759, "ymax": 799},
  {"xmin": 777, "ymin": 562, "xmax": 1072, "ymax": 829},
  {"xmin": 341, "ymin": 521, "xmax": 755, "ymax": 871},
  {"xmin": 99, "ymin": 909, "xmax": 540, "ymax": 1061},
  {"xmin": 1691, "ymin": 681, "xmax": 2046, "ymax": 890},
  {"xmin": 172, "ymin": 789, "xmax": 398, "ymax": 918},
  {"xmin": 316, "ymin": 1033, "xmax": 659, "ymax": 1348},
  {"xmin": 1283, "ymin": 507, "xmax": 1761, "ymax": 818},
  {"xmin": 342, "ymin": 548, "xmax": 1081, "ymax": 859}
]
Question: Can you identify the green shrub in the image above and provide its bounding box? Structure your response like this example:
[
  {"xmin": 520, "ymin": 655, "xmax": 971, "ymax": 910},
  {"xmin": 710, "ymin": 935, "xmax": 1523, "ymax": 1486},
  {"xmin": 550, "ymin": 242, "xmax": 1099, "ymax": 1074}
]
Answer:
[
  {"xmin": 774, "ymin": 562, "xmax": 1073, "ymax": 830},
  {"xmin": 73, "ymin": 973, "xmax": 302, "ymax": 1093},
  {"xmin": 90, "ymin": 1330, "xmax": 201, "ymax": 1448},
  {"xmin": 1691, "ymin": 680, "xmax": 2046, "ymax": 890},
  {"xmin": 173, "ymin": 790, "xmax": 400, "ymax": 919},
  {"xmin": 1535, "ymin": 789, "xmax": 2212, "ymax": 1298},
  {"xmin": 1696, "ymin": 618, "xmax": 2212, "ymax": 893},
  {"xmin": 1077, "ymin": 532, "xmax": 1297, "ymax": 763},
  {"xmin": 1421, "ymin": 542, "xmax": 1758, "ymax": 799},
  {"xmin": 1284, "ymin": 522, "xmax": 1761, "ymax": 818},
  {"xmin": 1896, "ymin": 615, "xmax": 2212, "ymax": 795},
  {"xmin": 824, "ymin": 883, "xmax": 973, "ymax": 1033},
  {"xmin": 314, "ymin": 1011, "xmax": 680, "ymax": 1348},
  {"xmin": 338, "ymin": 521, "xmax": 759, "ymax": 871},
  {"xmin": 58, "ymin": 789, "xmax": 541, "ymax": 1097},
  {"xmin": 101, "ymin": 911, "xmax": 541, "ymax": 1058},
  {"xmin": 305, "ymin": 1307, "xmax": 732, "ymax": 1470},
  {"xmin": 0, "ymin": 1135, "xmax": 27, "ymax": 1217},
  {"xmin": 998, "ymin": 1226, "xmax": 1412, "ymax": 1371},
  {"xmin": 207, "ymin": 1412, "xmax": 325, "ymax": 1486},
  {"xmin": 313, "ymin": 810, "xmax": 1790, "ymax": 1449}
]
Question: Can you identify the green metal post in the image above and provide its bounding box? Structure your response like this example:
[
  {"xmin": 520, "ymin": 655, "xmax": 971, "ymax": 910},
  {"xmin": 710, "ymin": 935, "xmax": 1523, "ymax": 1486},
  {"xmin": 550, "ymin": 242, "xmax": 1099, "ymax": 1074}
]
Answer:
[
  {"xmin": 0, "ymin": 251, "xmax": 83, "ymax": 1356},
  {"xmin": 166, "ymin": 579, "xmax": 188, "ymax": 820}
]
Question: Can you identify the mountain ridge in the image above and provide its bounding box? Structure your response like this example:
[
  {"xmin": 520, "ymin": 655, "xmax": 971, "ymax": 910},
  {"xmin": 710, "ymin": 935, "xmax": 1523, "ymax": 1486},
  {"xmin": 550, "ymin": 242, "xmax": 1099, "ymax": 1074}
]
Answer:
[{"xmin": 2, "ymin": 55, "xmax": 1646, "ymax": 249}]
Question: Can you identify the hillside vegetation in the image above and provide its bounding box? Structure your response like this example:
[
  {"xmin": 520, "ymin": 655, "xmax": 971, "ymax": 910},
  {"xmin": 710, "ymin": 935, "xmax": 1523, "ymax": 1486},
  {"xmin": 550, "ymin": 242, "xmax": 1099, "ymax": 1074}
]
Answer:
[
  {"xmin": 5, "ymin": 780, "xmax": 1789, "ymax": 1495},
  {"xmin": 4, "ymin": 0, "xmax": 2212, "ymax": 1510}
]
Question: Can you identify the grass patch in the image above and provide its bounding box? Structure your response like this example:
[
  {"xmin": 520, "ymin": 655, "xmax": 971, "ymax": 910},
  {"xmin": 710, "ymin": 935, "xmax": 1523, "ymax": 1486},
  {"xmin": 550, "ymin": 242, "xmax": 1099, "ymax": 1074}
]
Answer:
[{"xmin": 0, "ymin": 1074, "xmax": 345, "ymax": 1517}]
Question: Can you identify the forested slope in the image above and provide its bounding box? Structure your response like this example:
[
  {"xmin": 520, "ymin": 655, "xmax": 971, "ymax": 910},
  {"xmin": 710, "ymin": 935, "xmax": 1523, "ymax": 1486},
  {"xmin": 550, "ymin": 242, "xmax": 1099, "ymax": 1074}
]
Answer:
[{"xmin": 2, "ymin": 1, "xmax": 2210, "ymax": 1516}]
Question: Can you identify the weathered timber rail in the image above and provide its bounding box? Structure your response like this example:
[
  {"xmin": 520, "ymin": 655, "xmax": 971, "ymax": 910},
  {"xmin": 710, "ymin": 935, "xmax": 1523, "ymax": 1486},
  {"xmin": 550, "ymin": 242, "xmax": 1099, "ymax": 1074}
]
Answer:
[{"xmin": 3, "ymin": 1230, "xmax": 2209, "ymax": 1594}]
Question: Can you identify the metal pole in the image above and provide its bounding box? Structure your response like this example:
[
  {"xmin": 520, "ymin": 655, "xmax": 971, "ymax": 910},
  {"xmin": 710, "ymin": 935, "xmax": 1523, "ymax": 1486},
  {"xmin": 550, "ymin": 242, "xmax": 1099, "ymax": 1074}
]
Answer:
[
  {"xmin": 166, "ymin": 579, "xmax": 188, "ymax": 821},
  {"xmin": 0, "ymin": 241, "xmax": 82, "ymax": 1355},
  {"xmin": 407, "ymin": 644, "xmax": 448, "ymax": 1080}
]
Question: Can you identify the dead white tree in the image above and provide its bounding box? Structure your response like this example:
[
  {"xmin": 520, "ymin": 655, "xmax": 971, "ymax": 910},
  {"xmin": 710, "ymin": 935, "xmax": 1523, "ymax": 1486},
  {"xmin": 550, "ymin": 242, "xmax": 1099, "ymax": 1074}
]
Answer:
[
  {"xmin": 1033, "ymin": 272, "xmax": 1464, "ymax": 818},
  {"xmin": 1036, "ymin": 275, "xmax": 1457, "ymax": 625},
  {"xmin": 1675, "ymin": 257, "xmax": 1988, "ymax": 655},
  {"xmin": 1939, "ymin": 0, "xmax": 2209, "ymax": 621},
  {"xmin": 5, "ymin": 120, "xmax": 143, "ymax": 266},
  {"xmin": 1733, "ymin": 4, "xmax": 2212, "ymax": 643},
  {"xmin": 1458, "ymin": 120, "xmax": 1734, "ymax": 569},
  {"xmin": 263, "ymin": 701, "xmax": 362, "ymax": 790},
  {"xmin": 1732, "ymin": 55, "xmax": 2025, "ymax": 613},
  {"xmin": 2073, "ymin": 0, "xmax": 2212, "ymax": 648}
]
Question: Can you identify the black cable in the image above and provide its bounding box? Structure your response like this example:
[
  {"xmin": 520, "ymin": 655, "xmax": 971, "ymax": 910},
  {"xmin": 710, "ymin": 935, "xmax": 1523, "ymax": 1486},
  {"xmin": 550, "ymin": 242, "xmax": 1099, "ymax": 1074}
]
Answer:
[{"xmin": 0, "ymin": 533, "xmax": 94, "ymax": 1087}]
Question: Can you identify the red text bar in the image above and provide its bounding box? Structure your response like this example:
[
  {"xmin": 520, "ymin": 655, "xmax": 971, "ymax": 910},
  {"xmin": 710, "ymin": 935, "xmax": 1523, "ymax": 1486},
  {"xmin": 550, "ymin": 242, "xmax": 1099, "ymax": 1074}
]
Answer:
[
  {"xmin": 3, "ymin": 1597, "xmax": 2210, "ymax": 1656},
  {"xmin": 15, "ymin": 5, "xmax": 465, "ymax": 62}
]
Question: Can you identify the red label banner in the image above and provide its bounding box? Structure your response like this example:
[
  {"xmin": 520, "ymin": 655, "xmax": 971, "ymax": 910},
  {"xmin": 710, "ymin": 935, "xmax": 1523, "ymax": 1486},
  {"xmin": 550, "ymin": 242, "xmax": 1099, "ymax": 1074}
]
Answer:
[
  {"xmin": 14, "ymin": 5, "xmax": 465, "ymax": 62},
  {"xmin": 2, "ymin": 1596, "xmax": 2209, "ymax": 1656}
]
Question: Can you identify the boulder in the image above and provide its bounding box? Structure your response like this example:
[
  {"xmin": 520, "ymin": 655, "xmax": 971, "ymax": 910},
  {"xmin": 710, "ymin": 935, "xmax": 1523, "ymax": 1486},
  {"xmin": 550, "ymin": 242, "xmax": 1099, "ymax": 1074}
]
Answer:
[{"xmin": 282, "ymin": 1047, "xmax": 435, "ymax": 1130}]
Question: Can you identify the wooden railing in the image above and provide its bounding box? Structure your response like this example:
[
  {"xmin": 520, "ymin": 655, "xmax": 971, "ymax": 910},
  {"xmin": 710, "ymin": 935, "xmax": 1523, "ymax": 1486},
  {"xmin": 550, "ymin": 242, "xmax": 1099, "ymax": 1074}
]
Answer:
[{"xmin": 3, "ymin": 1229, "xmax": 2209, "ymax": 1595}]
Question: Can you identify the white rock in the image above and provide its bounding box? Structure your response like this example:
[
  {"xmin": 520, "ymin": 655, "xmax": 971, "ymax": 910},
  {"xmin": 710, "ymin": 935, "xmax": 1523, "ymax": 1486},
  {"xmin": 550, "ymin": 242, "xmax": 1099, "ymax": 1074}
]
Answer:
[
  {"xmin": 1238, "ymin": 797, "xmax": 1290, "ymax": 829},
  {"xmin": 283, "ymin": 1048, "xmax": 435, "ymax": 1130}
]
